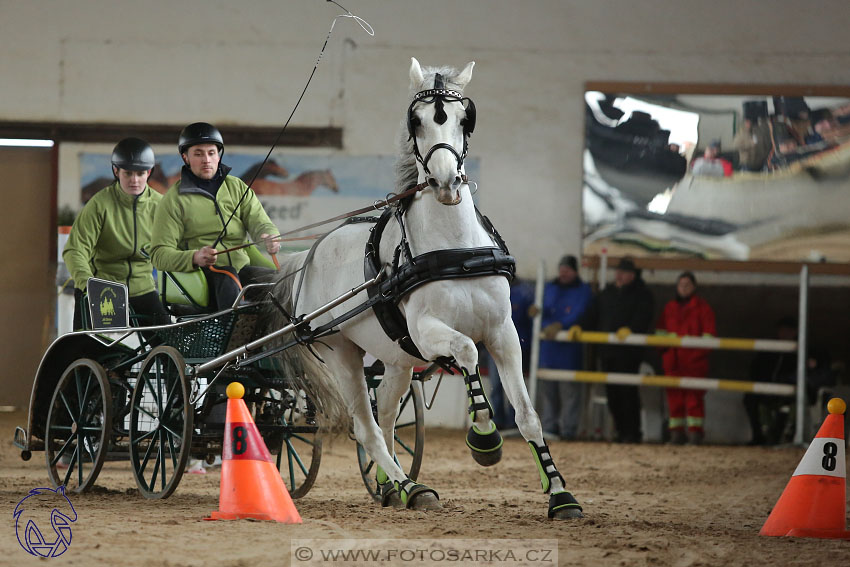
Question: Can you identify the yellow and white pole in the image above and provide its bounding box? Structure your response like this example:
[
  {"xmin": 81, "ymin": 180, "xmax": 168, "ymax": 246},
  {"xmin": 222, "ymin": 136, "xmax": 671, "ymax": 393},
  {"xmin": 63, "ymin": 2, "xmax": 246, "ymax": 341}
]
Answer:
[
  {"xmin": 537, "ymin": 369, "xmax": 796, "ymax": 397},
  {"xmin": 546, "ymin": 329, "xmax": 796, "ymax": 353}
]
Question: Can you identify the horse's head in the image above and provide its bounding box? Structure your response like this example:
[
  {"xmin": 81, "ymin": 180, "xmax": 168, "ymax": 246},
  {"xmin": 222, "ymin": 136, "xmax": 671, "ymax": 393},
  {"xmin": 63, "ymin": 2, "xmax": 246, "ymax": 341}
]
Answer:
[{"xmin": 406, "ymin": 57, "xmax": 476, "ymax": 205}]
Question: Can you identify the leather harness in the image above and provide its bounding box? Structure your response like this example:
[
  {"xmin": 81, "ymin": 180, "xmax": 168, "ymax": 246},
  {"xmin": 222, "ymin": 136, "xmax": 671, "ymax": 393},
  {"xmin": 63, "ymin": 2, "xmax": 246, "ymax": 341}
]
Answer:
[{"xmin": 364, "ymin": 198, "xmax": 515, "ymax": 360}]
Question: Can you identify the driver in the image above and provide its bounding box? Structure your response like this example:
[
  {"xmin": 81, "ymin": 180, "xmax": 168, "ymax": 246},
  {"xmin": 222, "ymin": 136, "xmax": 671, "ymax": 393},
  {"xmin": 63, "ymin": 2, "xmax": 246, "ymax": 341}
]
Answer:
[
  {"xmin": 63, "ymin": 137, "xmax": 170, "ymax": 329},
  {"xmin": 150, "ymin": 122, "xmax": 280, "ymax": 310}
]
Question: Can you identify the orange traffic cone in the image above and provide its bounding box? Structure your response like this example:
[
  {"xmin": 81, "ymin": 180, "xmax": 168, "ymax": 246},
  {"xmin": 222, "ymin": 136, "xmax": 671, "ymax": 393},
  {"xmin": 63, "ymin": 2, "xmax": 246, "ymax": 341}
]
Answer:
[
  {"xmin": 760, "ymin": 397, "xmax": 849, "ymax": 538},
  {"xmin": 205, "ymin": 382, "xmax": 302, "ymax": 523}
]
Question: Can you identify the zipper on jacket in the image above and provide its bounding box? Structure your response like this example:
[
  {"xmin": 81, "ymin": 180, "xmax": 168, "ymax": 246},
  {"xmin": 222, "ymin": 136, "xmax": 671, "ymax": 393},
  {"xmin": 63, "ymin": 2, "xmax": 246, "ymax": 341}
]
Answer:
[
  {"xmin": 127, "ymin": 196, "xmax": 139, "ymax": 289},
  {"xmin": 213, "ymin": 199, "xmax": 234, "ymax": 266}
]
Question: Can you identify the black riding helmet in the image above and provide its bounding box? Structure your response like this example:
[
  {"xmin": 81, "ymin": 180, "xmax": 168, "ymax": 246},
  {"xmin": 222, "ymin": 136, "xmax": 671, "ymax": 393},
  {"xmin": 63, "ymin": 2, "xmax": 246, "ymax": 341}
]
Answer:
[
  {"xmin": 178, "ymin": 122, "xmax": 224, "ymax": 156},
  {"xmin": 111, "ymin": 137, "xmax": 155, "ymax": 171}
]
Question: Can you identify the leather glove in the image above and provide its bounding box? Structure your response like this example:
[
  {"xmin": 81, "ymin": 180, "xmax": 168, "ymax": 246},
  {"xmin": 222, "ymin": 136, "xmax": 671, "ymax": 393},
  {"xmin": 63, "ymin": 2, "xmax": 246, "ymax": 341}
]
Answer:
[
  {"xmin": 565, "ymin": 325, "xmax": 582, "ymax": 341},
  {"xmin": 615, "ymin": 326, "xmax": 632, "ymax": 341},
  {"xmin": 541, "ymin": 321, "xmax": 563, "ymax": 340},
  {"xmin": 527, "ymin": 304, "xmax": 541, "ymax": 318}
]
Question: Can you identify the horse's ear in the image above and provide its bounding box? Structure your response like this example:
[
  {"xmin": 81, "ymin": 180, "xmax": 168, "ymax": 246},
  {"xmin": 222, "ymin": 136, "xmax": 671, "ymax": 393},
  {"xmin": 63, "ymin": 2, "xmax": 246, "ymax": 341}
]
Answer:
[
  {"xmin": 409, "ymin": 57, "xmax": 424, "ymax": 88},
  {"xmin": 455, "ymin": 61, "xmax": 475, "ymax": 89}
]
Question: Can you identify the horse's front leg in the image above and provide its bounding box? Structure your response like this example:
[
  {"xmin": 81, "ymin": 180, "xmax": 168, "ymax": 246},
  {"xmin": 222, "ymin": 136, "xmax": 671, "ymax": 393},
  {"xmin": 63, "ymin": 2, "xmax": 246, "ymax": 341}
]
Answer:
[
  {"xmin": 413, "ymin": 315, "xmax": 503, "ymax": 467},
  {"xmin": 486, "ymin": 321, "xmax": 584, "ymax": 520}
]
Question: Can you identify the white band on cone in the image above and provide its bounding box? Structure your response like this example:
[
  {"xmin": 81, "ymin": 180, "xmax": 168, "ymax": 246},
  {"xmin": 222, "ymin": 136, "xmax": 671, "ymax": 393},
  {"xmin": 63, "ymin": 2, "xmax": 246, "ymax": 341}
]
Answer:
[{"xmin": 792, "ymin": 437, "xmax": 846, "ymax": 478}]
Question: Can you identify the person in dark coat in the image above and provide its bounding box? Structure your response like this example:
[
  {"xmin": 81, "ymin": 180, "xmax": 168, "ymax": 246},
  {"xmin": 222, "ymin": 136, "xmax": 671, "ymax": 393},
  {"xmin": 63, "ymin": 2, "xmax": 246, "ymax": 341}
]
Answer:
[
  {"xmin": 744, "ymin": 316, "xmax": 835, "ymax": 445},
  {"xmin": 579, "ymin": 257, "xmax": 654, "ymax": 443}
]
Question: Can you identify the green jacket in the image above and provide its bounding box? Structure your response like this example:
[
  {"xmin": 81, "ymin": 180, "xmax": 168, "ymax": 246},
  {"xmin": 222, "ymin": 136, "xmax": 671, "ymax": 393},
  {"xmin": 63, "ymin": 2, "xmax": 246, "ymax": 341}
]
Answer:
[
  {"xmin": 150, "ymin": 166, "xmax": 279, "ymax": 273},
  {"xmin": 63, "ymin": 182, "xmax": 162, "ymax": 296}
]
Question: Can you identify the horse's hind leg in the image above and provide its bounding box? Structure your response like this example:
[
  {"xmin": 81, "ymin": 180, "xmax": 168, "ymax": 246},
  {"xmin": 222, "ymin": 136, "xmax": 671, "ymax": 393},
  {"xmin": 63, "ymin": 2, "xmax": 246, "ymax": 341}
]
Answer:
[
  {"xmin": 321, "ymin": 340, "xmax": 439, "ymax": 510},
  {"xmin": 373, "ymin": 364, "xmax": 415, "ymax": 506},
  {"xmin": 486, "ymin": 322, "xmax": 583, "ymax": 520},
  {"xmin": 413, "ymin": 316, "xmax": 503, "ymax": 466}
]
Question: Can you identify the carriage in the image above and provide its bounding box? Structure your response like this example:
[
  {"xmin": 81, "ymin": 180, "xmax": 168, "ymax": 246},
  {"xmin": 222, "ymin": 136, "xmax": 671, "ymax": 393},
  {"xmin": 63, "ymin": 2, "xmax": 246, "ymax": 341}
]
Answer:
[
  {"xmin": 13, "ymin": 269, "xmax": 427, "ymax": 501},
  {"xmin": 15, "ymin": 57, "xmax": 583, "ymax": 519}
]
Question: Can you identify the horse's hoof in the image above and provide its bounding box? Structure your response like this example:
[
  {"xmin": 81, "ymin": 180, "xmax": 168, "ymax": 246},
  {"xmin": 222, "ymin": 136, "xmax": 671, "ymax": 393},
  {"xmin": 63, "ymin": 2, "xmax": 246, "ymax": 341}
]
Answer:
[
  {"xmin": 383, "ymin": 491, "xmax": 405, "ymax": 508},
  {"xmin": 379, "ymin": 482, "xmax": 404, "ymax": 508},
  {"xmin": 548, "ymin": 490, "xmax": 583, "ymax": 519},
  {"xmin": 551, "ymin": 507, "xmax": 584, "ymax": 520},
  {"xmin": 408, "ymin": 491, "xmax": 442, "ymax": 511},
  {"xmin": 396, "ymin": 480, "xmax": 441, "ymax": 511},
  {"xmin": 470, "ymin": 446, "xmax": 502, "ymax": 466},
  {"xmin": 466, "ymin": 425, "xmax": 503, "ymax": 466}
]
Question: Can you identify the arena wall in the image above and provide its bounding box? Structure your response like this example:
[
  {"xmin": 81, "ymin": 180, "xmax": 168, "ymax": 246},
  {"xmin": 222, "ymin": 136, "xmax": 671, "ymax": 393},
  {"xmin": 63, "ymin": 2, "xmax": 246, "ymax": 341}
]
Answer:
[{"xmin": 3, "ymin": 0, "xmax": 850, "ymax": 277}]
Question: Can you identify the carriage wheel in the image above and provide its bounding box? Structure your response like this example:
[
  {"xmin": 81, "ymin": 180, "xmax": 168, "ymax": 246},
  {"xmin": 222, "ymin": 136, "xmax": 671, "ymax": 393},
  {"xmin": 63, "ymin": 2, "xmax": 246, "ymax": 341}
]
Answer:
[
  {"xmin": 274, "ymin": 389, "xmax": 322, "ymax": 499},
  {"xmin": 45, "ymin": 359, "xmax": 112, "ymax": 493},
  {"xmin": 129, "ymin": 346, "xmax": 193, "ymax": 499},
  {"xmin": 357, "ymin": 381, "xmax": 425, "ymax": 501}
]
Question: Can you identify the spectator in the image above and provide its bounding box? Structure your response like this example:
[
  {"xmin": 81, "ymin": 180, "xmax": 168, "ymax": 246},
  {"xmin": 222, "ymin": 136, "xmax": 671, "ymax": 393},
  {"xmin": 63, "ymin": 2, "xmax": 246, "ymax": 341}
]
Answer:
[
  {"xmin": 733, "ymin": 118, "xmax": 772, "ymax": 171},
  {"xmin": 151, "ymin": 122, "xmax": 281, "ymax": 310},
  {"xmin": 744, "ymin": 317, "xmax": 836, "ymax": 445},
  {"xmin": 579, "ymin": 257, "xmax": 654, "ymax": 443},
  {"xmin": 656, "ymin": 272, "xmax": 716, "ymax": 445},
  {"xmin": 63, "ymin": 137, "xmax": 170, "ymax": 330},
  {"xmin": 536, "ymin": 255, "xmax": 593, "ymax": 440},
  {"xmin": 484, "ymin": 276, "xmax": 535, "ymax": 431},
  {"xmin": 808, "ymin": 114, "xmax": 839, "ymax": 144},
  {"xmin": 691, "ymin": 141, "xmax": 733, "ymax": 177},
  {"xmin": 744, "ymin": 317, "xmax": 798, "ymax": 445},
  {"xmin": 777, "ymin": 136, "xmax": 799, "ymax": 155}
]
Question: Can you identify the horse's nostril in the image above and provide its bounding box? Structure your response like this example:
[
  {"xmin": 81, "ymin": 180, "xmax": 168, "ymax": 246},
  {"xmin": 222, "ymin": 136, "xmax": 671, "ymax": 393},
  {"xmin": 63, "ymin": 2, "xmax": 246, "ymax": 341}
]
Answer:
[
  {"xmin": 452, "ymin": 176, "xmax": 462, "ymax": 188},
  {"xmin": 427, "ymin": 178, "xmax": 440, "ymax": 188}
]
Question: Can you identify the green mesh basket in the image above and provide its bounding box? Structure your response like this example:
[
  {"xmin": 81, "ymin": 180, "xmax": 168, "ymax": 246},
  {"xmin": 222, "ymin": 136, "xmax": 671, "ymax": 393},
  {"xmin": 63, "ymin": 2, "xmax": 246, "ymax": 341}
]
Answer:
[{"xmin": 155, "ymin": 312, "xmax": 237, "ymax": 358}]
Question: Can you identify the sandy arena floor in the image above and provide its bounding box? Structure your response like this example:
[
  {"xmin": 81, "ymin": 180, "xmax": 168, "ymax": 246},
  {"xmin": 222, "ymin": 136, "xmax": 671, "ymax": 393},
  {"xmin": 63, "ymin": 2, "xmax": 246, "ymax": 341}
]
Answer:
[{"xmin": 1, "ymin": 409, "xmax": 848, "ymax": 566}]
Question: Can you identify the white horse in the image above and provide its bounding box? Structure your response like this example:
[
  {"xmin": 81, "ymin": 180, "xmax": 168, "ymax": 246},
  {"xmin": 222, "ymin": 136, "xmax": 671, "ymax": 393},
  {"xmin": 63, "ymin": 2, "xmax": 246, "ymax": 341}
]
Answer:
[{"xmin": 270, "ymin": 58, "xmax": 582, "ymax": 519}]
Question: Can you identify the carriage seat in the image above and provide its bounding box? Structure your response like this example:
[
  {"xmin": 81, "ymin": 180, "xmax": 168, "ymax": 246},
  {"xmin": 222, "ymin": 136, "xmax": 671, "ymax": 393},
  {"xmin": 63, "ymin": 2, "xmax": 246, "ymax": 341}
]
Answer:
[{"xmin": 158, "ymin": 245, "xmax": 275, "ymax": 317}]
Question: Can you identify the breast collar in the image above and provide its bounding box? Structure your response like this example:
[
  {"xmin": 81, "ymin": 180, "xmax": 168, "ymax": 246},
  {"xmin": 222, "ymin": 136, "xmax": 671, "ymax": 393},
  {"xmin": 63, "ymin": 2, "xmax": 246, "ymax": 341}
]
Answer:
[{"xmin": 363, "ymin": 202, "xmax": 515, "ymax": 360}]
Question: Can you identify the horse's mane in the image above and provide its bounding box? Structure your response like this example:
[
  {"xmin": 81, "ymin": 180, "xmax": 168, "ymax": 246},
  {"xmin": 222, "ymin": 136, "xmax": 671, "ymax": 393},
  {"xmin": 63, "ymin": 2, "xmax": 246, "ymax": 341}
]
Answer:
[{"xmin": 395, "ymin": 63, "xmax": 468, "ymax": 194}]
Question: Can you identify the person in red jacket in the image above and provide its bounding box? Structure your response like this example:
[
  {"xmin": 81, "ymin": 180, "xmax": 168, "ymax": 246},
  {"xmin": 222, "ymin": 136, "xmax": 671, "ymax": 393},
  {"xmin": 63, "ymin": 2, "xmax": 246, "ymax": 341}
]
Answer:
[{"xmin": 657, "ymin": 272, "xmax": 716, "ymax": 444}]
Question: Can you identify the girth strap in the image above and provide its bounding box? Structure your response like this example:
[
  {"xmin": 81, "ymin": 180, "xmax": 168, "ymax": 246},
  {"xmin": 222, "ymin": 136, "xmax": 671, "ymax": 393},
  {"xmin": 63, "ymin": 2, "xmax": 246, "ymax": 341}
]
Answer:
[{"xmin": 364, "ymin": 206, "xmax": 515, "ymax": 361}]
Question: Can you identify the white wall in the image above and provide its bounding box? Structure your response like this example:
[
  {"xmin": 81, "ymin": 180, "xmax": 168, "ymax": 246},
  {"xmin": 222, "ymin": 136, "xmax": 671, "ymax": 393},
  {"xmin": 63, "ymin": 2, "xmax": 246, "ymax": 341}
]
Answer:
[{"xmin": 5, "ymin": 0, "xmax": 850, "ymax": 278}]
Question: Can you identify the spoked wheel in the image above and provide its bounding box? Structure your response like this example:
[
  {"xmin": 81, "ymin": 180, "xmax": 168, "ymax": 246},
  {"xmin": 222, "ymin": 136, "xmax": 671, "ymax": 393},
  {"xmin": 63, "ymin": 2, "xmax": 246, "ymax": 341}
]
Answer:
[
  {"xmin": 45, "ymin": 359, "xmax": 112, "ymax": 493},
  {"xmin": 357, "ymin": 380, "xmax": 425, "ymax": 501},
  {"xmin": 129, "ymin": 346, "xmax": 192, "ymax": 499},
  {"xmin": 273, "ymin": 388, "xmax": 322, "ymax": 499}
]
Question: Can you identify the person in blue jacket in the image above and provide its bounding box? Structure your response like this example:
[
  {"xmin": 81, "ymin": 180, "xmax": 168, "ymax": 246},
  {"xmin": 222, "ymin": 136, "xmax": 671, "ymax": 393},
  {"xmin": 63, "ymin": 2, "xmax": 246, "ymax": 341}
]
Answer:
[{"xmin": 537, "ymin": 255, "xmax": 593, "ymax": 440}]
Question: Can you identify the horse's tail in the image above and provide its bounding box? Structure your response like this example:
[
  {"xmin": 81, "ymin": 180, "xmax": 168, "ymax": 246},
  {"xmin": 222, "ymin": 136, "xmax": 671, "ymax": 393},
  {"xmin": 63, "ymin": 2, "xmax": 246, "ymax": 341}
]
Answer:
[{"xmin": 265, "ymin": 252, "xmax": 348, "ymax": 431}]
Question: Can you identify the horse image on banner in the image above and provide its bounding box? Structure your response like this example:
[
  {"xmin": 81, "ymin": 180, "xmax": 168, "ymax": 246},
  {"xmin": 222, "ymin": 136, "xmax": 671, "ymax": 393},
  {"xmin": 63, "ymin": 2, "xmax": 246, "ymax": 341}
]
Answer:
[{"xmin": 267, "ymin": 58, "xmax": 583, "ymax": 519}]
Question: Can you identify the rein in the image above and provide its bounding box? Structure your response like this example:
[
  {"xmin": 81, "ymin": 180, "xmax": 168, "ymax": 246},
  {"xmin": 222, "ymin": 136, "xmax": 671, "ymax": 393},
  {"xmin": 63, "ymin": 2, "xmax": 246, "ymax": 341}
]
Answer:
[{"xmin": 215, "ymin": 177, "xmax": 464, "ymax": 257}]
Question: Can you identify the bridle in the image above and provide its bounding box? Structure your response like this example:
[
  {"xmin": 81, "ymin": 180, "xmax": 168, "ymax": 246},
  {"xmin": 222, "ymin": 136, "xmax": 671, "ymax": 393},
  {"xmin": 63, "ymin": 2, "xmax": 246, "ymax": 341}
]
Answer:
[{"xmin": 406, "ymin": 73, "xmax": 476, "ymax": 176}]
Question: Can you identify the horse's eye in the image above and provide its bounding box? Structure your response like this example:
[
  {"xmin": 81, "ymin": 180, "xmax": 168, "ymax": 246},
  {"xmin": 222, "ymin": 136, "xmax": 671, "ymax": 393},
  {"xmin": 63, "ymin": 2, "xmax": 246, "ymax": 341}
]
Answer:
[{"xmin": 410, "ymin": 116, "xmax": 421, "ymax": 129}]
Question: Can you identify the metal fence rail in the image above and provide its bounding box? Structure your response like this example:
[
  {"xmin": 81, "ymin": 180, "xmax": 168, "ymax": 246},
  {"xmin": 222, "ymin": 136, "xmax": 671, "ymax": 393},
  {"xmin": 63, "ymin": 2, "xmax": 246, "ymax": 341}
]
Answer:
[
  {"xmin": 536, "ymin": 368, "xmax": 796, "ymax": 396},
  {"xmin": 546, "ymin": 329, "xmax": 797, "ymax": 353}
]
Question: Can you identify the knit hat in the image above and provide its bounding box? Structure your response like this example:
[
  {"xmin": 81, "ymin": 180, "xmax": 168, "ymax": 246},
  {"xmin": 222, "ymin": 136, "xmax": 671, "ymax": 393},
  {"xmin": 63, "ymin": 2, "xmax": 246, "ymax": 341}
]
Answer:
[
  {"xmin": 615, "ymin": 257, "xmax": 637, "ymax": 273},
  {"xmin": 559, "ymin": 255, "xmax": 579, "ymax": 271}
]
